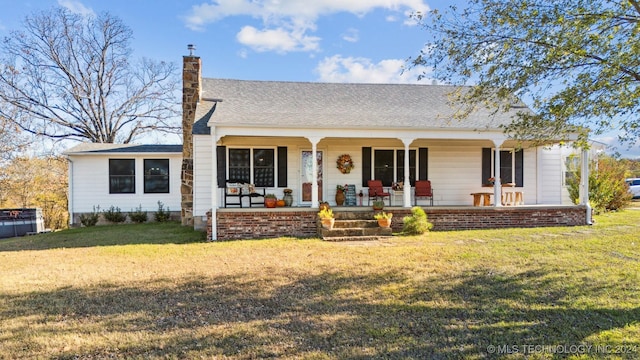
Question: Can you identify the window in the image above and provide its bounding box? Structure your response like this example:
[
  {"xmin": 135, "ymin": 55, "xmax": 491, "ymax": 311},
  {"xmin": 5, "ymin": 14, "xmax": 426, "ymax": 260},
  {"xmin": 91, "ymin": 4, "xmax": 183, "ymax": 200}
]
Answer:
[
  {"xmin": 228, "ymin": 148, "xmax": 275, "ymax": 187},
  {"xmin": 373, "ymin": 149, "xmax": 418, "ymax": 186},
  {"xmin": 482, "ymin": 148, "xmax": 523, "ymax": 186},
  {"xmin": 109, "ymin": 159, "xmax": 135, "ymax": 194},
  {"xmin": 144, "ymin": 159, "xmax": 170, "ymax": 193}
]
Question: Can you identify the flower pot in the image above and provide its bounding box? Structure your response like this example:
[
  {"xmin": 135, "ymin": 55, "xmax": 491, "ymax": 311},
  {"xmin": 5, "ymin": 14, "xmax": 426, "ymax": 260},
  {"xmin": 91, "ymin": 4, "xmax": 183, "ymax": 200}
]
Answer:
[
  {"xmin": 335, "ymin": 190, "xmax": 345, "ymax": 206},
  {"xmin": 377, "ymin": 218, "xmax": 392, "ymax": 227},
  {"xmin": 321, "ymin": 218, "xmax": 335, "ymax": 230},
  {"xmin": 283, "ymin": 193, "xmax": 293, "ymax": 206},
  {"xmin": 265, "ymin": 198, "xmax": 277, "ymax": 208}
]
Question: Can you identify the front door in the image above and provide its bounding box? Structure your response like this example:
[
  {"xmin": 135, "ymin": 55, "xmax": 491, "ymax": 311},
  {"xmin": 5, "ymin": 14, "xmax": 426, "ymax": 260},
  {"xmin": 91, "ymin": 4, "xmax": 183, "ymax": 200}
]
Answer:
[{"xmin": 301, "ymin": 150, "xmax": 323, "ymax": 203}]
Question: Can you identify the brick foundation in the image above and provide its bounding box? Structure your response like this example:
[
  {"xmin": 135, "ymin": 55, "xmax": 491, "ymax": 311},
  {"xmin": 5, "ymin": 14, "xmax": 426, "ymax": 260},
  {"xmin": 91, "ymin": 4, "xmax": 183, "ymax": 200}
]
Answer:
[{"xmin": 206, "ymin": 206, "xmax": 588, "ymax": 241}]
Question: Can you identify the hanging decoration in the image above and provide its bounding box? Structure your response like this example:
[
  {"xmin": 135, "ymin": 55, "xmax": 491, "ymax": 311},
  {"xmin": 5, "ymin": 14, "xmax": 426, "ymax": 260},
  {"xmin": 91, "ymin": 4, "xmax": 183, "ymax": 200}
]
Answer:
[{"xmin": 336, "ymin": 154, "xmax": 354, "ymax": 174}]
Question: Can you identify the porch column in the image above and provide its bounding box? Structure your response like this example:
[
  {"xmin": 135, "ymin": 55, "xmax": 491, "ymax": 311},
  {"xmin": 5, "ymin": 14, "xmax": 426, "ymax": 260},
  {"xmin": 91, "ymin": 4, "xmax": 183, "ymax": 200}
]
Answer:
[
  {"xmin": 491, "ymin": 138, "xmax": 506, "ymax": 207},
  {"xmin": 580, "ymin": 148, "xmax": 592, "ymax": 224},
  {"xmin": 210, "ymin": 130, "xmax": 221, "ymax": 241},
  {"xmin": 308, "ymin": 136, "xmax": 322, "ymax": 208},
  {"xmin": 401, "ymin": 137, "xmax": 415, "ymax": 207}
]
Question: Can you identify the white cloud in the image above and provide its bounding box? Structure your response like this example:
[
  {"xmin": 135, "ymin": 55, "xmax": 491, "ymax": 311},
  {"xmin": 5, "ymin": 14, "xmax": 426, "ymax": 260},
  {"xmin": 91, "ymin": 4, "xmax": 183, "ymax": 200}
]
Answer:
[
  {"xmin": 183, "ymin": 0, "xmax": 429, "ymax": 53},
  {"xmin": 341, "ymin": 28, "xmax": 359, "ymax": 43},
  {"xmin": 57, "ymin": 0, "xmax": 95, "ymax": 17},
  {"xmin": 315, "ymin": 55, "xmax": 434, "ymax": 84},
  {"xmin": 237, "ymin": 26, "xmax": 320, "ymax": 53}
]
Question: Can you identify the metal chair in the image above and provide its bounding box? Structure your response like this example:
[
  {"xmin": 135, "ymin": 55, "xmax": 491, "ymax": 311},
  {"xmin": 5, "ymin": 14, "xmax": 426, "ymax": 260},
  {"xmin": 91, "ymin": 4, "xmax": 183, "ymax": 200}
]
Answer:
[
  {"xmin": 367, "ymin": 179, "xmax": 391, "ymax": 206},
  {"xmin": 414, "ymin": 180, "xmax": 434, "ymax": 206}
]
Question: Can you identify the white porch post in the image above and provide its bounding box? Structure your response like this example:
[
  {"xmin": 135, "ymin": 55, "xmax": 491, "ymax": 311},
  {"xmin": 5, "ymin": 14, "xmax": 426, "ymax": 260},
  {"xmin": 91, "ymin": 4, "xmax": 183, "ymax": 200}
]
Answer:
[
  {"xmin": 210, "ymin": 129, "xmax": 221, "ymax": 241},
  {"xmin": 401, "ymin": 138, "xmax": 415, "ymax": 207},
  {"xmin": 491, "ymin": 138, "xmax": 506, "ymax": 207},
  {"xmin": 308, "ymin": 137, "xmax": 322, "ymax": 208},
  {"xmin": 580, "ymin": 148, "xmax": 592, "ymax": 224}
]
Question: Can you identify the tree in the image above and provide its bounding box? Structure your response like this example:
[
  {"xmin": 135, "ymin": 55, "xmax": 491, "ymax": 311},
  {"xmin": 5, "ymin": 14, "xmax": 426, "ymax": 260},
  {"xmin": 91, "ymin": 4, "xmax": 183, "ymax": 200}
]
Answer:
[
  {"xmin": 410, "ymin": 0, "xmax": 640, "ymax": 146},
  {"xmin": 0, "ymin": 156, "xmax": 68, "ymax": 229},
  {"xmin": 0, "ymin": 104, "xmax": 30, "ymax": 161},
  {"xmin": 0, "ymin": 7, "xmax": 180, "ymax": 144}
]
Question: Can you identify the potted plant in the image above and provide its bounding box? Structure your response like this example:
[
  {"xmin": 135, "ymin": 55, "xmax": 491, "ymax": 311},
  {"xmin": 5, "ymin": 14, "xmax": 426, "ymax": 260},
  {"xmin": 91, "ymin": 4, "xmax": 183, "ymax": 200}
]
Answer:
[
  {"xmin": 264, "ymin": 193, "xmax": 277, "ymax": 208},
  {"xmin": 283, "ymin": 188, "xmax": 293, "ymax": 206},
  {"xmin": 372, "ymin": 200, "xmax": 385, "ymax": 210},
  {"xmin": 317, "ymin": 208, "xmax": 335, "ymax": 230},
  {"xmin": 374, "ymin": 211, "xmax": 393, "ymax": 227},
  {"xmin": 335, "ymin": 184, "xmax": 346, "ymax": 206},
  {"xmin": 319, "ymin": 201, "xmax": 331, "ymax": 211}
]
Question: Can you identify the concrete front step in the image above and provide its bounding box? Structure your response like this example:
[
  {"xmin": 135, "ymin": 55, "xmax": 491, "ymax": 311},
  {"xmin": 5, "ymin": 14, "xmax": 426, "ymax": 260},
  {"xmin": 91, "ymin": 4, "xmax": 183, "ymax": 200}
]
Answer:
[{"xmin": 322, "ymin": 235, "xmax": 388, "ymax": 242}]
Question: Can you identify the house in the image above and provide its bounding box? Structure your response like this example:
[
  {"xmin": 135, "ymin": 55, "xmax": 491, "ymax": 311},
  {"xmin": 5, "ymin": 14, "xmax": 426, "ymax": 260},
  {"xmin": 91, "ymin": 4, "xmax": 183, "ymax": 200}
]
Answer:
[{"xmin": 65, "ymin": 53, "xmax": 591, "ymax": 240}]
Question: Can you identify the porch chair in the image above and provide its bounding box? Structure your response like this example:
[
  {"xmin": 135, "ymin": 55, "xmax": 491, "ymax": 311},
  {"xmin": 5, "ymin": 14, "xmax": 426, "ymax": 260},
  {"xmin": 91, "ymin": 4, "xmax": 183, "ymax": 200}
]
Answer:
[
  {"xmin": 414, "ymin": 180, "xmax": 434, "ymax": 206},
  {"xmin": 367, "ymin": 179, "xmax": 391, "ymax": 206},
  {"xmin": 224, "ymin": 180, "xmax": 265, "ymax": 208}
]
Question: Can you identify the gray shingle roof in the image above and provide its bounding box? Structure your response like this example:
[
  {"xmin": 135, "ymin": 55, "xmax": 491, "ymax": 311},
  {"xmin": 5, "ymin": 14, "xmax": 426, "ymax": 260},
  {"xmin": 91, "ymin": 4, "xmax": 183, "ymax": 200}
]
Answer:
[
  {"xmin": 194, "ymin": 78, "xmax": 532, "ymax": 132},
  {"xmin": 64, "ymin": 144, "xmax": 182, "ymax": 154}
]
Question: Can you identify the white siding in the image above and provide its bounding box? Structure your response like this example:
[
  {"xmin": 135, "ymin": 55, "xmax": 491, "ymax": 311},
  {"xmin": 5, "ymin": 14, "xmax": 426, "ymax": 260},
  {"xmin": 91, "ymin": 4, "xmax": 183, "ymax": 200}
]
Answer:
[
  {"xmin": 193, "ymin": 135, "xmax": 212, "ymax": 217},
  {"xmin": 68, "ymin": 153, "xmax": 182, "ymax": 214},
  {"xmin": 538, "ymin": 145, "xmax": 565, "ymax": 204}
]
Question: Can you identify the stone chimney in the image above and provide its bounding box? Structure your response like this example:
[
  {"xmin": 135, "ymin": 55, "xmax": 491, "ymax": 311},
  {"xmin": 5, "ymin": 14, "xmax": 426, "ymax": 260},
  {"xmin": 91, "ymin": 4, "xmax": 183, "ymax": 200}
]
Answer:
[{"xmin": 181, "ymin": 45, "xmax": 201, "ymax": 226}]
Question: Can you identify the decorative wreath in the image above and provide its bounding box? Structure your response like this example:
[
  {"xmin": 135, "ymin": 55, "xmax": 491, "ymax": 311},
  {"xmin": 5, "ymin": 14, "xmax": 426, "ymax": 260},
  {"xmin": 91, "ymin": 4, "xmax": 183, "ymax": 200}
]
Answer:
[{"xmin": 336, "ymin": 154, "xmax": 354, "ymax": 174}]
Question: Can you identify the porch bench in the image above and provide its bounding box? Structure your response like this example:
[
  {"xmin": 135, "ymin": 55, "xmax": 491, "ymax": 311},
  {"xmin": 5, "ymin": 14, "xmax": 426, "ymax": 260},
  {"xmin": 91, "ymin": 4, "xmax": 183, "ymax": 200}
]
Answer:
[{"xmin": 224, "ymin": 180, "xmax": 265, "ymax": 208}]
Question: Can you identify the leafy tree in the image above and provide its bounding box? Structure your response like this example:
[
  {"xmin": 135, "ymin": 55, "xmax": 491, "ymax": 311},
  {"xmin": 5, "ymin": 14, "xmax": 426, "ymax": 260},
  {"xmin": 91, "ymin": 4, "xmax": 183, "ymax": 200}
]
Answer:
[
  {"xmin": 410, "ymin": 0, "xmax": 640, "ymax": 146},
  {"xmin": 0, "ymin": 156, "xmax": 68, "ymax": 229},
  {"xmin": 0, "ymin": 7, "xmax": 180, "ymax": 144}
]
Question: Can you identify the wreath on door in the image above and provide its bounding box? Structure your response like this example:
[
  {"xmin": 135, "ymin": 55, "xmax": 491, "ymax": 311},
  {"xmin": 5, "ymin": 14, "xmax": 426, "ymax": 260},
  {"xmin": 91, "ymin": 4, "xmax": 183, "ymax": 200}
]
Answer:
[{"xmin": 336, "ymin": 154, "xmax": 354, "ymax": 174}]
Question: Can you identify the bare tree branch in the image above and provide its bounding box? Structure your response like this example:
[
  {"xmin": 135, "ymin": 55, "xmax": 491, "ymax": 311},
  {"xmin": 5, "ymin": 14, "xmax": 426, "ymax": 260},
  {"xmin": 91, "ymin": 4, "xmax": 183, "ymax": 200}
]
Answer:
[{"xmin": 0, "ymin": 7, "xmax": 180, "ymax": 144}]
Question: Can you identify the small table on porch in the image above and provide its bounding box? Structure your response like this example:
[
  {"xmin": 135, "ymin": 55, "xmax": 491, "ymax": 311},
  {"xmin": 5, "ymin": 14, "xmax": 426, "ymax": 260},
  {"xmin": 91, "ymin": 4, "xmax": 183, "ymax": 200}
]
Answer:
[{"xmin": 470, "ymin": 192, "xmax": 493, "ymax": 206}]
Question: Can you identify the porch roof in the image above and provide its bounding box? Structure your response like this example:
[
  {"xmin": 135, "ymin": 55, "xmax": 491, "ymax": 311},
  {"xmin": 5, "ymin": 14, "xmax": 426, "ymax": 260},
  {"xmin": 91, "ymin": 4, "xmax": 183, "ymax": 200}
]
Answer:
[{"xmin": 194, "ymin": 78, "xmax": 533, "ymax": 135}]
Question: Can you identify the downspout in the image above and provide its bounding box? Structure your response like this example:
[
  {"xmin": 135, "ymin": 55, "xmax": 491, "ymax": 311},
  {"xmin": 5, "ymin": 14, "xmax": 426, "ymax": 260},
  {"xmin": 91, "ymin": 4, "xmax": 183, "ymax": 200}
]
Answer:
[{"xmin": 66, "ymin": 156, "xmax": 74, "ymax": 227}]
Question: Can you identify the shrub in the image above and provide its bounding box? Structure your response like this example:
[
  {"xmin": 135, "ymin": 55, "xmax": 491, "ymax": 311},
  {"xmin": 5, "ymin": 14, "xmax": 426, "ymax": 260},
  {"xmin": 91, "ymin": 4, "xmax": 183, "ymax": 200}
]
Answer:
[
  {"xmin": 154, "ymin": 201, "xmax": 171, "ymax": 222},
  {"xmin": 129, "ymin": 204, "xmax": 148, "ymax": 223},
  {"xmin": 79, "ymin": 206, "xmax": 100, "ymax": 227},
  {"xmin": 402, "ymin": 206, "xmax": 433, "ymax": 235},
  {"xmin": 103, "ymin": 206, "xmax": 127, "ymax": 223},
  {"xmin": 566, "ymin": 155, "xmax": 632, "ymax": 214}
]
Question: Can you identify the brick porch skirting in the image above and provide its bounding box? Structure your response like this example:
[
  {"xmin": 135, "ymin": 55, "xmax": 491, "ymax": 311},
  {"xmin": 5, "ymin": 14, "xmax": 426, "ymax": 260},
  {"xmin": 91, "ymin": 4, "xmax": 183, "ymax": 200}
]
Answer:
[{"xmin": 207, "ymin": 206, "xmax": 589, "ymax": 241}]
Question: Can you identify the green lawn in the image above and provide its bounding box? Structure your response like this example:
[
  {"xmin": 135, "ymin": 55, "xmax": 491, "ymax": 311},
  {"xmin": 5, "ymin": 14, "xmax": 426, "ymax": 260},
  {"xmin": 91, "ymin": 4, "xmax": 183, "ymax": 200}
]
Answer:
[{"xmin": 1, "ymin": 213, "xmax": 639, "ymax": 359}]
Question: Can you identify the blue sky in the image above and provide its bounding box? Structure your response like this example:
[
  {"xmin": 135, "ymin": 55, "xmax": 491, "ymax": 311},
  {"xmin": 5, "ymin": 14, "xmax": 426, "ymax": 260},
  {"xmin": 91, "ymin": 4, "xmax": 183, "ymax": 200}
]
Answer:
[
  {"xmin": 1, "ymin": 0, "xmax": 638, "ymax": 157},
  {"xmin": 0, "ymin": 0, "xmax": 434, "ymax": 83}
]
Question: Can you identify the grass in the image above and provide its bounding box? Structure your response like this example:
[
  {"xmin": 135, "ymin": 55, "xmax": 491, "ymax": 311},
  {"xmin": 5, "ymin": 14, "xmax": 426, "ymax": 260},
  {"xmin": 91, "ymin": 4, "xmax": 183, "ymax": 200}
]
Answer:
[{"xmin": 0, "ymin": 214, "xmax": 639, "ymax": 359}]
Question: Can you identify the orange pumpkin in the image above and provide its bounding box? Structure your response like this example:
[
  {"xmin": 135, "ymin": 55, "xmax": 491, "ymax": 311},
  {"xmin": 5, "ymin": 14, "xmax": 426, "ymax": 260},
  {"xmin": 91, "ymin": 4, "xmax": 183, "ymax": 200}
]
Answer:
[{"xmin": 276, "ymin": 199, "xmax": 286, "ymax": 207}]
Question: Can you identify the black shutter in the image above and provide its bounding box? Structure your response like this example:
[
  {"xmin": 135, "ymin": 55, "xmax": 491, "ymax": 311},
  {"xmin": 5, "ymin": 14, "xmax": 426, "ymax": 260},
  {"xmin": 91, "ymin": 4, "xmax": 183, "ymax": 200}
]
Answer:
[
  {"xmin": 277, "ymin": 146, "xmax": 287, "ymax": 187},
  {"xmin": 482, "ymin": 148, "xmax": 492, "ymax": 185},
  {"xmin": 419, "ymin": 148, "xmax": 428, "ymax": 181},
  {"xmin": 362, "ymin": 147, "xmax": 372, "ymax": 187},
  {"xmin": 217, "ymin": 146, "xmax": 226, "ymax": 188},
  {"xmin": 515, "ymin": 149, "xmax": 524, "ymax": 187}
]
